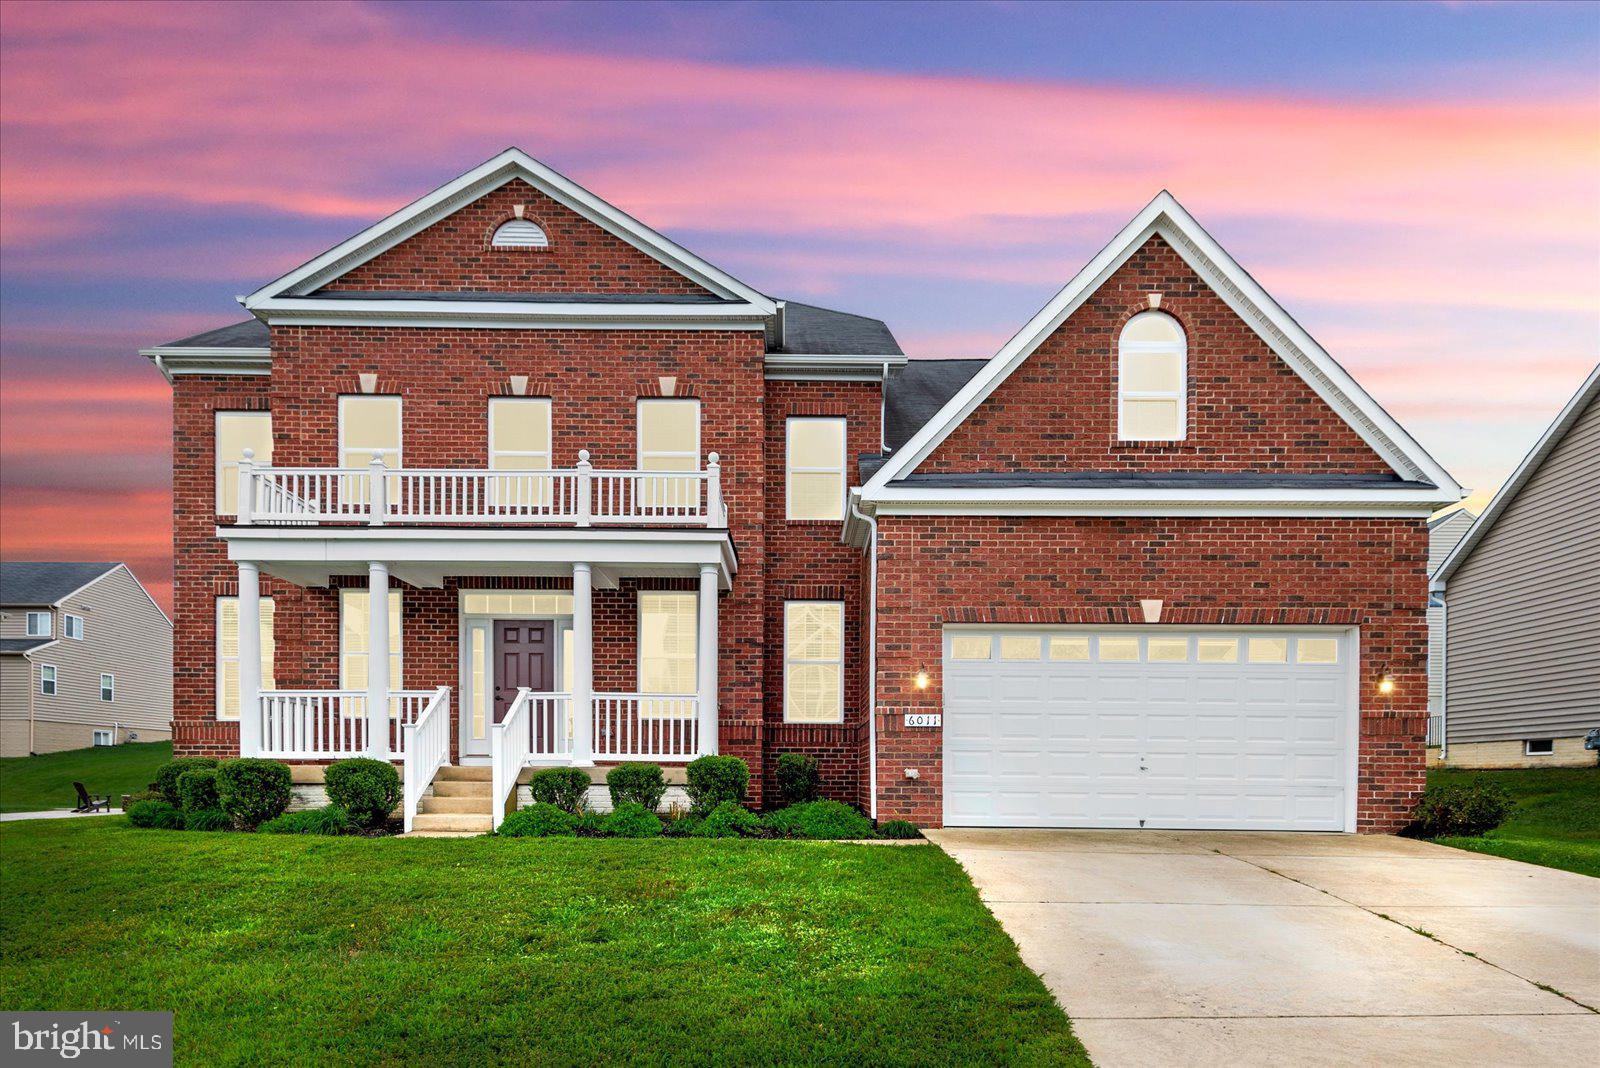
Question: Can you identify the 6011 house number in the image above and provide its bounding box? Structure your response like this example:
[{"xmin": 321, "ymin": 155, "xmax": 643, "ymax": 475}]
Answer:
[{"xmin": 903, "ymin": 713, "xmax": 941, "ymax": 728}]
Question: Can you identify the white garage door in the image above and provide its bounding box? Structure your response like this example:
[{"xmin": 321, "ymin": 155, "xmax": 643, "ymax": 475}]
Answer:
[{"xmin": 942, "ymin": 629, "xmax": 1355, "ymax": 831}]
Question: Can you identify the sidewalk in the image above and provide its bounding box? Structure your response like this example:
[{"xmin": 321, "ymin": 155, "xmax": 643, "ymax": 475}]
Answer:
[{"xmin": 0, "ymin": 809, "xmax": 120, "ymax": 822}]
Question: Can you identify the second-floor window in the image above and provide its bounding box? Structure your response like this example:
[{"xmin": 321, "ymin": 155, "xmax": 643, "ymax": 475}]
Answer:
[
  {"xmin": 25, "ymin": 612, "xmax": 51, "ymax": 637},
  {"xmin": 339, "ymin": 396, "xmax": 402, "ymax": 470},
  {"xmin": 63, "ymin": 614, "xmax": 84, "ymax": 640},
  {"xmin": 637, "ymin": 398, "xmax": 700, "ymax": 512},
  {"xmin": 1118, "ymin": 311, "xmax": 1187, "ymax": 441},
  {"xmin": 100, "ymin": 673, "xmax": 115, "ymax": 702},
  {"xmin": 39, "ymin": 664, "xmax": 57, "ymax": 695},
  {"xmin": 488, "ymin": 397, "xmax": 552, "ymax": 506},
  {"xmin": 786, "ymin": 417, "xmax": 846, "ymax": 521},
  {"xmin": 216, "ymin": 411, "xmax": 273, "ymax": 515}
]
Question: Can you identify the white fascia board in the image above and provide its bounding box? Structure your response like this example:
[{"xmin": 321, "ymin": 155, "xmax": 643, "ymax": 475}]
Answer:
[
  {"xmin": 1432, "ymin": 362, "xmax": 1600, "ymax": 591},
  {"xmin": 53, "ymin": 563, "xmax": 173, "ymax": 628},
  {"xmin": 250, "ymin": 297, "xmax": 770, "ymax": 331},
  {"xmin": 244, "ymin": 148, "xmax": 775, "ymax": 315},
  {"xmin": 870, "ymin": 504, "xmax": 1438, "ymax": 519},
  {"xmin": 863, "ymin": 485, "xmax": 1456, "ymax": 507},
  {"xmin": 863, "ymin": 191, "xmax": 1463, "ymax": 498},
  {"xmin": 764, "ymin": 353, "xmax": 908, "ymax": 381},
  {"xmin": 140, "ymin": 347, "xmax": 271, "ymax": 383}
]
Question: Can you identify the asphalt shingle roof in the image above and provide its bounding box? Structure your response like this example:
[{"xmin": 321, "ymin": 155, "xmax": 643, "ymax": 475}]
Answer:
[
  {"xmin": 0, "ymin": 637, "xmax": 55, "ymax": 655},
  {"xmin": 777, "ymin": 301, "xmax": 902, "ymax": 356},
  {"xmin": 157, "ymin": 319, "xmax": 269, "ymax": 349},
  {"xmin": 0, "ymin": 562, "xmax": 120, "ymax": 606}
]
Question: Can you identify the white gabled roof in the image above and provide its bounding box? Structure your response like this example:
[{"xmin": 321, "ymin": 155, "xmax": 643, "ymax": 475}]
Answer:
[
  {"xmin": 243, "ymin": 148, "xmax": 776, "ymax": 319},
  {"xmin": 1432, "ymin": 362, "xmax": 1600, "ymax": 590},
  {"xmin": 861, "ymin": 191, "xmax": 1463, "ymax": 507}
]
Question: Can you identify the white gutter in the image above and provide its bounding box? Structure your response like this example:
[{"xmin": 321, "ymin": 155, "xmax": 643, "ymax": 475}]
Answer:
[
  {"xmin": 1438, "ymin": 594, "xmax": 1449, "ymax": 761},
  {"xmin": 849, "ymin": 491, "xmax": 880, "ymax": 820}
]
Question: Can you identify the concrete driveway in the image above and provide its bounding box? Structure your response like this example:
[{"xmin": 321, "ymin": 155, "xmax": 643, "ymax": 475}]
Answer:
[{"xmin": 928, "ymin": 829, "xmax": 1600, "ymax": 1067}]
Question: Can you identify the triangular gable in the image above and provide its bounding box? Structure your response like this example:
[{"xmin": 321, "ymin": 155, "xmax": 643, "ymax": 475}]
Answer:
[
  {"xmin": 245, "ymin": 148, "xmax": 774, "ymax": 314},
  {"xmin": 863, "ymin": 192, "xmax": 1462, "ymax": 499}
]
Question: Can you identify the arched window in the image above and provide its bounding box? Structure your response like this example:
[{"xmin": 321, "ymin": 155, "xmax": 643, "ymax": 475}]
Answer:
[
  {"xmin": 1118, "ymin": 311, "xmax": 1186, "ymax": 441},
  {"xmin": 491, "ymin": 219, "xmax": 549, "ymax": 249}
]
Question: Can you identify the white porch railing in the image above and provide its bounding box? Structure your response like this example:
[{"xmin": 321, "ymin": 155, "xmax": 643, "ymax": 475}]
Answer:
[
  {"xmin": 401, "ymin": 686, "xmax": 451, "ymax": 833},
  {"xmin": 491, "ymin": 688, "xmax": 534, "ymax": 831},
  {"xmin": 256, "ymin": 688, "xmax": 436, "ymax": 760},
  {"xmin": 236, "ymin": 451, "xmax": 726, "ymax": 529},
  {"xmin": 593, "ymin": 693, "xmax": 700, "ymax": 762}
]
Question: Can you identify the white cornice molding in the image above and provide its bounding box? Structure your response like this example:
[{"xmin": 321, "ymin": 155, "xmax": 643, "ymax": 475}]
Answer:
[
  {"xmin": 248, "ymin": 297, "xmax": 771, "ymax": 331},
  {"xmin": 141, "ymin": 347, "xmax": 272, "ymax": 382},
  {"xmin": 763, "ymin": 353, "xmax": 907, "ymax": 381}
]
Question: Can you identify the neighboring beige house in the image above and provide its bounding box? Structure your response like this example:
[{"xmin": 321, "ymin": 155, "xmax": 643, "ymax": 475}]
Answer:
[
  {"xmin": 0, "ymin": 562, "xmax": 172, "ymax": 756},
  {"xmin": 1430, "ymin": 364, "xmax": 1600, "ymax": 768},
  {"xmin": 1425, "ymin": 506, "xmax": 1475, "ymax": 756}
]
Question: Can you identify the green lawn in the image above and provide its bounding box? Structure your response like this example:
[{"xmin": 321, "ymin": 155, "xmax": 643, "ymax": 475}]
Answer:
[
  {"xmin": 1427, "ymin": 765, "xmax": 1600, "ymax": 878},
  {"xmin": 0, "ymin": 741, "xmax": 172, "ymax": 812},
  {"xmin": 0, "ymin": 820, "xmax": 1087, "ymax": 1066}
]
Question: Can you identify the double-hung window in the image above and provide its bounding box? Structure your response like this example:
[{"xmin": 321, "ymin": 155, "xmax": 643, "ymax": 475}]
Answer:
[
  {"xmin": 339, "ymin": 396, "xmax": 401, "ymax": 506},
  {"xmin": 1118, "ymin": 311, "xmax": 1187, "ymax": 441},
  {"xmin": 100, "ymin": 673, "xmax": 115, "ymax": 702},
  {"xmin": 488, "ymin": 397, "xmax": 553, "ymax": 508},
  {"xmin": 636, "ymin": 399, "xmax": 700, "ymax": 513},
  {"xmin": 217, "ymin": 597, "xmax": 275, "ymax": 720},
  {"xmin": 339, "ymin": 588, "xmax": 403, "ymax": 717},
  {"xmin": 784, "ymin": 601, "xmax": 844, "ymax": 723},
  {"xmin": 637, "ymin": 592, "xmax": 697, "ymax": 719},
  {"xmin": 24, "ymin": 612, "xmax": 51, "ymax": 637},
  {"xmin": 215, "ymin": 411, "xmax": 272, "ymax": 515},
  {"xmin": 39, "ymin": 664, "xmax": 57, "ymax": 696},
  {"xmin": 786, "ymin": 417, "xmax": 846, "ymax": 521}
]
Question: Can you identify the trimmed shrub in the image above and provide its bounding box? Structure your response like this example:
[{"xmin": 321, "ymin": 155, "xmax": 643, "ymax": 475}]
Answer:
[
  {"xmin": 127, "ymin": 799, "xmax": 184, "ymax": 830},
  {"xmin": 775, "ymin": 753, "xmax": 820, "ymax": 806},
  {"xmin": 498, "ymin": 802, "xmax": 578, "ymax": 838},
  {"xmin": 877, "ymin": 819, "xmax": 923, "ymax": 840},
  {"xmin": 176, "ymin": 768, "xmax": 220, "ymax": 814},
  {"xmin": 603, "ymin": 802, "xmax": 664, "ymax": 838},
  {"xmin": 1406, "ymin": 781, "xmax": 1513, "ymax": 839},
  {"xmin": 184, "ymin": 808, "xmax": 235, "ymax": 833},
  {"xmin": 325, "ymin": 757, "xmax": 402, "ymax": 828},
  {"xmin": 529, "ymin": 767, "xmax": 591, "ymax": 814},
  {"xmin": 123, "ymin": 789, "xmax": 162, "ymax": 810},
  {"xmin": 697, "ymin": 800, "xmax": 762, "ymax": 838},
  {"xmin": 216, "ymin": 758, "xmax": 292, "ymax": 829},
  {"xmin": 258, "ymin": 805, "xmax": 356, "ymax": 836},
  {"xmin": 154, "ymin": 757, "xmax": 218, "ymax": 805},
  {"xmin": 685, "ymin": 755, "xmax": 749, "ymax": 814},
  {"xmin": 606, "ymin": 763, "xmax": 667, "ymax": 812},
  {"xmin": 765, "ymin": 800, "xmax": 876, "ymax": 840}
]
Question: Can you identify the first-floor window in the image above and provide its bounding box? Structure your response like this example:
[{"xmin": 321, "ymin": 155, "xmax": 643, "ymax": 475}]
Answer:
[
  {"xmin": 784, "ymin": 601, "xmax": 844, "ymax": 723},
  {"xmin": 637, "ymin": 592, "xmax": 697, "ymax": 718},
  {"xmin": 100, "ymin": 673, "xmax": 115, "ymax": 702},
  {"xmin": 340, "ymin": 587, "xmax": 403, "ymax": 716},
  {"xmin": 25, "ymin": 611, "xmax": 51, "ymax": 637},
  {"xmin": 217, "ymin": 596, "xmax": 275, "ymax": 720},
  {"xmin": 39, "ymin": 664, "xmax": 57, "ymax": 695}
]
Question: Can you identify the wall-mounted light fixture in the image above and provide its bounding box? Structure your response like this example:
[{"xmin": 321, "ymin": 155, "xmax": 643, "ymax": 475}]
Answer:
[
  {"xmin": 913, "ymin": 668, "xmax": 930, "ymax": 690},
  {"xmin": 1377, "ymin": 672, "xmax": 1396, "ymax": 696}
]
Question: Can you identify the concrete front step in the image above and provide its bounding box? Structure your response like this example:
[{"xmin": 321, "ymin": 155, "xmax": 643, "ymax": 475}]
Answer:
[
  {"xmin": 419, "ymin": 795, "xmax": 488, "ymax": 815},
  {"xmin": 411, "ymin": 812, "xmax": 493, "ymax": 833},
  {"xmin": 435, "ymin": 764, "xmax": 493, "ymax": 782},
  {"xmin": 404, "ymin": 829, "xmax": 483, "ymax": 838},
  {"xmin": 431, "ymin": 779, "xmax": 493, "ymax": 798}
]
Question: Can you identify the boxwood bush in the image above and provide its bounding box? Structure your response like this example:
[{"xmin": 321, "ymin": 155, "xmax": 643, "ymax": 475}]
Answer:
[
  {"xmin": 775, "ymin": 753, "xmax": 820, "ymax": 806},
  {"xmin": 127, "ymin": 799, "xmax": 184, "ymax": 830},
  {"xmin": 258, "ymin": 805, "xmax": 355, "ymax": 836},
  {"xmin": 602, "ymin": 801, "xmax": 664, "ymax": 838},
  {"xmin": 697, "ymin": 800, "xmax": 763, "ymax": 838},
  {"xmin": 184, "ymin": 808, "xmax": 235, "ymax": 832},
  {"xmin": 498, "ymin": 802, "xmax": 577, "ymax": 837},
  {"xmin": 216, "ymin": 758, "xmax": 292, "ymax": 829},
  {"xmin": 1406, "ymin": 781, "xmax": 1513, "ymax": 838},
  {"xmin": 176, "ymin": 768, "xmax": 220, "ymax": 814},
  {"xmin": 606, "ymin": 763, "xmax": 667, "ymax": 812},
  {"xmin": 154, "ymin": 758, "xmax": 218, "ymax": 806},
  {"xmin": 529, "ymin": 767, "xmax": 590, "ymax": 814},
  {"xmin": 325, "ymin": 757, "xmax": 401, "ymax": 828},
  {"xmin": 685, "ymin": 755, "xmax": 748, "ymax": 814},
  {"xmin": 764, "ymin": 800, "xmax": 876, "ymax": 840}
]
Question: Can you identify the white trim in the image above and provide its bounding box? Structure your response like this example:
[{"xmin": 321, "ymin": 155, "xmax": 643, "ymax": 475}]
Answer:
[
  {"xmin": 637, "ymin": 396, "xmax": 702, "ymax": 472},
  {"xmin": 92, "ymin": 728, "xmax": 114, "ymax": 747},
  {"xmin": 142, "ymin": 348, "xmax": 271, "ymax": 383},
  {"xmin": 764, "ymin": 354, "xmax": 907, "ymax": 381},
  {"xmin": 24, "ymin": 612, "xmax": 52, "ymax": 638},
  {"xmin": 38, "ymin": 663, "xmax": 57, "ymax": 696},
  {"xmin": 1117, "ymin": 312, "xmax": 1187, "ymax": 442},
  {"xmin": 1523, "ymin": 738, "xmax": 1555, "ymax": 756},
  {"xmin": 487, "ymin": 396, "xmax": 553, "ymax": 472},
  {"xmin": 338, "ymin": 394, "xmax": 403, "ymax": 471},
  {"xmin": 247, "ymin": 297, "xmax": 772, "ymax": 331},
  {"xmin": 100, "ymin": 673, "xmax": 115, "ymax": 702},
  {"xmin": 785, "ymin": 416, "xmax": 848, "ymax": 521},
  {"xmin": 243, "ymin": 148, "xmax": 775, "ymax": 313},
  {"xmin": 62, "ymin": 614, "xmax": 85, "ymax": 640},
  {"xmin": 1432, "ymin": 362, "xmax": 1600, "ymax": 590},
  {"xmin": 862, "ymin": 191, "xmax": 1461, "ymax": 499},
  {"xmin": 782, "ymin": 600, "xmax": 846, "ymax": 724}
]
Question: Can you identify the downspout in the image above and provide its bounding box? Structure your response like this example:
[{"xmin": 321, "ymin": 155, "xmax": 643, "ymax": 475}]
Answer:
[
  {"xmin": 28, "ymin": 654, "xmax": 36, "ymax": 755},
  {"xmin": 1438, "ymin": 591, "xmax": 1448, "ymax": 762},
  {"xmin": 850, "ymin": 493, "xmax": 880, "ymax": 820}
]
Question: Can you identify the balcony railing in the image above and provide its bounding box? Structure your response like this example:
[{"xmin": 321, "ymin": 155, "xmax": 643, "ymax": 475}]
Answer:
[{"xmin": 235, "ymin": 451, "xmax": 726, "ymax": 529}]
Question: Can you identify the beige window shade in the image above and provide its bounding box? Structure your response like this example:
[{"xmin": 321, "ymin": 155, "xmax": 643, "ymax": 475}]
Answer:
[
  {"xmin": 217, "ymin": 597, "xmax": 275, "ymax": 720},
  {"xmin": 638, "ymin": 592, "xmax": 697, "ymax": 696},
  {"xmin": 1118, "ymin": 311, "xmax": 1186, "ymax": 441},
  {"xmin": 637, "ymin": 399, "xmax": 700, "ymax": 510},
  {"xmin": 340, "ymin": 588, "xmax": 404, "ymax": 716},
  {"xmin": 216, "ymin": 411, "xmax": 272, "ymax": 514},
  {"xmin": 784, "ymin": 601, "xmax": 844, "ymax": 723},
  {"xmin": 786, "ymin": 417, "xmax": 846, "ymax": 520}
]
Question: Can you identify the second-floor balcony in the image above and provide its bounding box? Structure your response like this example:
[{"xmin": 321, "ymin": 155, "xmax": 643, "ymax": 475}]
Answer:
[{"xmin": 234, "ymin": 450, "xmax": 727, "ymax": 529}]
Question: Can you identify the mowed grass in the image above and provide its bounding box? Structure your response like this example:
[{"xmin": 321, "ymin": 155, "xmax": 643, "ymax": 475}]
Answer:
[
  {"xmin": 1427, "ymin": 765, "xmax": 1600, "ymax": 878},
  {"xmin": 0, "ymin": 741, "xmax": 172, "ymax": 811},
  {"xmin": 0, "ymin": 820, "xmax": 1087, "ymax": 1066}
]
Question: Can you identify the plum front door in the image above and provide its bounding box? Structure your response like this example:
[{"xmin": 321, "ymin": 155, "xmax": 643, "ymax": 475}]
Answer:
[{"xmin": 495, "ymin": 620, "xmax": 555, "ymax": 725}]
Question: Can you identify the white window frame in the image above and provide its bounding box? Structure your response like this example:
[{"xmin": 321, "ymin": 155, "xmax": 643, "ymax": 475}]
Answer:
[
  {"xmin": 215, "ymin": 410, "xmax": 272, "ymax": 515},
  {"xmin": 636, "ymin": 591, "xmax": 698, "ymax": 718},
  {"xmin": 1524, "ymin": 739, "xmax": 1555, "ymax": 756},
  {"xmin": 100, "ymin": 673, "xmax": 115, "ymax": 702},
  {"xmin": 339, "ymin": 587, "xmax": 404, "ymax": 718},
  {"xmin": 636, "ymin": 398, "xmax": 701, "ymax": 471},
  {"xmin": 39, "ymin": 664, "xmax": 57, "ymax": 696},
  {"xmin": 92, "ymin": 729, "xmax": 114, "ymax": 747},
  {"xmin": 783, "ymin": 600, "xmax": 846, "ymax": 724},
  {"xmin": 24, "ymin": 612, "xmax": 51, "ymax": 637},
  {"xmin": 338, "ymin": 395, "xmax": 403, "ymax": 470},
  {"xmin": 63, "ymin": 613, "xmax": 85, "ymax": 640},
  {"xmin": 216, "ymin": 596, "xmax": 275, "ymax": 721},
  {"xmin": 785, "ymin": 416, "xmax": 847, "ymax": 521},
  {"xmin": 1117, "ymin": 311, "xmax": 1187, "ymax": 441},
  {"xmin": 491, "ymin": 219, "xmax": 549, "ymax": 248},
  {"xmin": 488, "ymin": 397, "xmax": 553, "ymax": 471}
]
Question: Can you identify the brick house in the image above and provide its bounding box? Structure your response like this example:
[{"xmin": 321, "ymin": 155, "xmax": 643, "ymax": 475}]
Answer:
[{"xmin": 143, "ymin": 149, "xmax": 1460, "ymax": 833}]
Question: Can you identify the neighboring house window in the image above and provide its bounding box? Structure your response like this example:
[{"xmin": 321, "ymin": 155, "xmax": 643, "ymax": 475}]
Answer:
[
  {"xmin": 488, "ymin": 397, "xmax": 553, "ymax": 506},
  {"xmin": 1118, "ymin": 311, "xmax": 1187, "ymax": 441},
  {"xmin": 491, "ymin": 219, "xmax": 549, "ymax": 248},
  {"xmin": 25, "ymin": 612, "xmax": 51, "ymax": 637},
  {"xmin": 784, "ymin": 601, "xmax": 844, "ymax": 723},
  {"xmin": 92, "ymin": 729, "xmax": 113, "ymax": 746},
  {"xmin": 786, "ymin": 417, "xmax": 846, "ymax": 521},
  {"xmin": 63, "ymin": 613, "xmax": 85, "ymax": 640},
  {"xmin": 217, "ymin": 596, "xmax": 275, "ymax": 720},
  {"xmin": 339, "ymin": 395, "xmax": 402, "ymax": 469},
  {"xmin": 1525, "ymin": 739, "xmax": 1554, "ymax": 756},
  {"xmin": 637, "ymin": 399, "xmax": 701, "ymax": 511},
  {"xmin": 39, "ymin": 664, "xmax": 57, "ymax": 695},
  {"xmin": 100, "ymin": 673, "xmax": 115, "ymax": 701},
  {"xmin": 340, "ymin": 587, "xmax": 403, "ymax": 716},
  {"xmin": 637, "ymin": 592, "xmax": 696, "ymax": 718},
  {"xmin": 216, "ymin": 411, "xmax": 273, "ymax": 515}
]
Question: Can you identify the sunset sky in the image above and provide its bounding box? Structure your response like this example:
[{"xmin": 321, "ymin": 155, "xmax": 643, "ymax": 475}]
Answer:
[{"xmin": 2, "ymin": 0, "xmax": 1597, "ymax": 611}]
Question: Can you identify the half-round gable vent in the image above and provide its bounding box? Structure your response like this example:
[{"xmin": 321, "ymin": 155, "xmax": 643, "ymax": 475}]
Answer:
[{"xmin": 491, "ymin": 219, "xmax": 549, "ymax": 249}]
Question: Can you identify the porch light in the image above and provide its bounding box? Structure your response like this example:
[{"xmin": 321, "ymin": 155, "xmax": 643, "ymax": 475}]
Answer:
[
  {"xmin": 914, "ymin": 668, "xmax": 930, "ymax": 690},
  {"xmin": 1377, "ymin": 674, "xmax": 1396, "ymax": 696}
]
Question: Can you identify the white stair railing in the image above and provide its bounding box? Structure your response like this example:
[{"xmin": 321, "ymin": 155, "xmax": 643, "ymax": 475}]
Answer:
[
  {"xmin": 591, "ymin": 693, "xmax": 700, "ymax": 761},
  {"xmin": 401, "ymin": 686, "xmax": 451, "ymax": 833},
  {"xmin": 490, "ymin": 688, "xmax": 535, "ymax": 832}
]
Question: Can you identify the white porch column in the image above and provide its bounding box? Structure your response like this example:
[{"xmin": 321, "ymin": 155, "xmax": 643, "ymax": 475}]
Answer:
[
  {"xmin": 697, "ymin": 563, "xmax": 720, "ymax": 755},
  {"xmin": 570, "ymin": 562, "xmax": 594, "ymax": 765},
  {"xmin": 366, "ymin": 561, "xmax": 390, "ymax": 760},
  {"xmin": 237, "ymin": 561, "xmax": 262, "ymax": 757}
]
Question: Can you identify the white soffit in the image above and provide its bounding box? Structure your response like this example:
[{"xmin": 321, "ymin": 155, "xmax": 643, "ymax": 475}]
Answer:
[{"xmin": 861, "ymin": 191, "xmax": 1463, "ymax": 499}]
